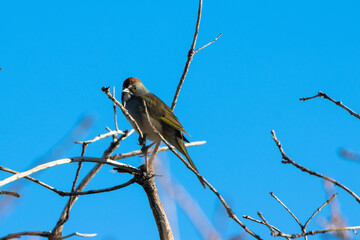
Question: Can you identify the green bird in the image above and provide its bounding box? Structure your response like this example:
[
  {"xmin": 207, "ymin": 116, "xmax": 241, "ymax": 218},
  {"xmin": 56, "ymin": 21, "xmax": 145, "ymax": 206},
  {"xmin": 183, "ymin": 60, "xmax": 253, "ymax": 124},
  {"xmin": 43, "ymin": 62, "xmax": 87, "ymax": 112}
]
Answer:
[{"xmin": 121, "ymin": 77, "xmax": 206, "ymax": 188}]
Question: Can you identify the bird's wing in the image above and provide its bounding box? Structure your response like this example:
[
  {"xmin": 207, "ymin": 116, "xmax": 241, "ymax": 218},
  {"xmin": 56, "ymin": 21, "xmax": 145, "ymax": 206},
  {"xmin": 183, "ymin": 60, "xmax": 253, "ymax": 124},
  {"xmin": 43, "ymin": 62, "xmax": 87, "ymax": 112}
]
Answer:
[{"xmin": 141, "ymin": 93, "xmax": 189, "ymax": 135}]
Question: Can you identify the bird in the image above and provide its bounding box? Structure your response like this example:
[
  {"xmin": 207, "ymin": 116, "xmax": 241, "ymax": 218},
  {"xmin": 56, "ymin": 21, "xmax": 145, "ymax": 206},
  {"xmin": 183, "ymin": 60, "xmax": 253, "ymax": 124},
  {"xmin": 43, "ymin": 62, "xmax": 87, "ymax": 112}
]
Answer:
[{"xmin": 121, "ymin": 77, "xmax": 206, "ymax": 188}]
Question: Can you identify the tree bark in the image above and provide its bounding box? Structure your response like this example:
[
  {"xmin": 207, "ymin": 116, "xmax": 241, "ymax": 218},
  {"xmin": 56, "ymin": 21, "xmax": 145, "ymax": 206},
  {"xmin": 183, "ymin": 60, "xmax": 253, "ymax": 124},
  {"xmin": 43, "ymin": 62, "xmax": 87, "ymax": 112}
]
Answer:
[{"xmin": 140, "ymin": 165, "xmax": 174, "ymax": 240}]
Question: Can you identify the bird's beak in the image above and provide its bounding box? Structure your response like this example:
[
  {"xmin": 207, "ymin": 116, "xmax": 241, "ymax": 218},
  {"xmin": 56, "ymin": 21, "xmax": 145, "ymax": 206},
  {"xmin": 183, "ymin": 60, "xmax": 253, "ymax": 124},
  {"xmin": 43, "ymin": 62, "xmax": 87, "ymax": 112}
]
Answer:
[
  {"xmin": 122, "ymin": 88, "xmax": 131, "ymax": 94},
  {"xmin": 121, "ymin": 88, "xmax": 132, "ymax": 108}
]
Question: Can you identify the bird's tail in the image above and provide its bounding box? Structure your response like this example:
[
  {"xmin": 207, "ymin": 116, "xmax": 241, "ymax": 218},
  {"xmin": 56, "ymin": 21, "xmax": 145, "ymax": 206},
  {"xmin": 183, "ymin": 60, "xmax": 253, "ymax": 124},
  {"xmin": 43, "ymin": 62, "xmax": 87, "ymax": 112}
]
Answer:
[{"xmin": 176, "ymin": 140, "xmax": 206, "ymax": 188}]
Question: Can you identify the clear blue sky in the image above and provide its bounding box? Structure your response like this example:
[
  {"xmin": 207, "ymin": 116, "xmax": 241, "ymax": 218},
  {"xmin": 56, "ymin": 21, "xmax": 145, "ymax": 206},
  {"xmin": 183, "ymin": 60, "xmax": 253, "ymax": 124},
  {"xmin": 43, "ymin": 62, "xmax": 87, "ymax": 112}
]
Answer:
[{"xmin": 1, "ymin": 1, "xmax": 360, "ymax": 239}]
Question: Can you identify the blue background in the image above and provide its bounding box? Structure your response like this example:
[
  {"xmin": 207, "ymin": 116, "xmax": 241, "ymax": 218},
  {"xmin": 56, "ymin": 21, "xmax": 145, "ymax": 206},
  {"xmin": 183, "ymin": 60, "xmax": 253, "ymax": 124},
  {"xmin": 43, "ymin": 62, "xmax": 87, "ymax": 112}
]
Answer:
[{"xmin": 1, "ymin": 1, "xmax": 360, "ymax": 239}]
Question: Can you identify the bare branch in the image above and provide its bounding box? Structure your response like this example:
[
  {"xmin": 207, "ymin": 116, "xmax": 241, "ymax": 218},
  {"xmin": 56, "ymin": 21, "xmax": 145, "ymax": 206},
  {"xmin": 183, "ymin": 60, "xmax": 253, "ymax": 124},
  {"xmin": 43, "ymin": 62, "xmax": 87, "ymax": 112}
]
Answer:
[
  {"xmin": 0, "ymin": 231, "xmax": 51, "ymax": 240},
  {"xmin": 74, "ymin": 130, "xmax": 125, "ymax": 144},
  {"xmin": 110, "ymin": 141, "xmax": 206, "ymax": 160},
  {"xmin": 271, "ymin": 130, "xmax": 360, "ymax": 204},
  {"xmin": 0, "ymin": 157, "xmax": 138, "ymax": 187},
  {"xmin": 195, "ymin": 33, "xmax": 223, "ymax": 53},
  {"xmin": 243, "ymin": 215, "xmax": 289, "ymax": 239},
  {"xmin": 171, "ymin": 0, "xmax": 202, "ymax": 110},
  {"xmin": 300, "ymin": 91, "xmax": 360, "ymax": 120},
  {"xmin": 62, "ymin": 232, "xmax": 97, "ymax": 239},
  {"xmin": 0, "ymin": 231, "xmax": 97, "ymax": 240},
  {"xmin": 0, "ymin": 166, "xmax": 67, "ymax": 195},
  {"xmin": 245, "ymin": 215, "xmax": 360, "ymax": 239},
  {"xmin": 304, "ymin": 193, "xmax": 338, "ymax": 229},
  {"xmin": 149, "ymin": 141, "xmax": 161, "ymax": 166},
  {"xmin": 50, "ymin": 130, "xmax": 134, "ymax": 239},
  {"xmin": 61, "ymin": 178, "xmax": 136, "ymax": 196},
  {"xmin": 257, "ymin": 212, "xmax": 276, "ymax": 236},
  {"xmin": 0, "ymin": 190, "xmax": 20, "ymax": 198},
  {"xmin": 112, "ymin": 86, "xmax": 119, "ymax": 132},
  {"xmin": 289, "ymin": 226, "xmax": 360, "ymax": 238},
  {"xmin": 136, "ymin": 165, "xmax": 174, "ymax": 240},
  {"xmin": 269, "ymin": 192, "xmax": 302, "ymax": 228},
  {"xmin": 71, "ymin": 143, "xmax": 88, "ymax": 193}
]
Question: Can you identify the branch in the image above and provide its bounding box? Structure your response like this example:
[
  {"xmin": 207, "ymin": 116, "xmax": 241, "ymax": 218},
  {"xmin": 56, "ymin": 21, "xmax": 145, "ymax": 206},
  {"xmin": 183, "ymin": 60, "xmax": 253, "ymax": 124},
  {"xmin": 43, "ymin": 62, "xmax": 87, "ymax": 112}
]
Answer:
[
  {"xmin": 0, "ymin": 190, "xmax": 20, "ymax": 198},
  {"xmin": 243, "ymin": 215, "xmax": 290, "ymax": 240},
  {"xmin": 62, "ymin": 232, "xmax": 97, "ymax": 239},
  {"xmin": 0, "ymin": 231, "xmax": 97, "ymax": 240},
  {"xmin": 0, "ymin": 166, "xmax": 65, "ymax": 195},
  {"xmin": 0, "ymin": 157, "xmax": 138, "ymax": 187},
  {"xmin": 155, "ymin": 160, "xmax": 221, "ymax": 240},
  {"xmin": 271, "ymin": 130, "xmax": 360, "ymax": 204},
  {"xmin": 51, "ymin": 131, "xmax": 133, "ymax": 239},
  {"xmin": 269, "ymin": 192, "xmax": 302, "ymax": 228},
  {"xmin": 137, "ymin": 165, "xmax": 174, "ymax": 240},
  {"xmin": 74, "ymin": 130, "xmax": 125, "ymax": 144},
  {"xmin": 110, "ymin": 141, "xmax": 206, "ymax": 160},
  {"xmin": 304, "ymin": 193, "xmax": 338, "ymax": 229},
  {"xmin": 171, "ymin": 0, "xmax": 222, "ymax": 110},
  {"xmin": 61, "ymin": 177, "xmax": 136, "ymax": 196},
  {"xmin": 300, "ymin": 91, "xmax": 360, "ymax": 120},
  {"xmin": 287, "ymin": 226, "xmax": 360, "ymax": 239},
  {"xmin": 194, "ymin": 33, "xmax": 223, "ymax": 53},
  {"xmin": 0, "ymin": 231, "xmax": 51, "ymax": 240}
]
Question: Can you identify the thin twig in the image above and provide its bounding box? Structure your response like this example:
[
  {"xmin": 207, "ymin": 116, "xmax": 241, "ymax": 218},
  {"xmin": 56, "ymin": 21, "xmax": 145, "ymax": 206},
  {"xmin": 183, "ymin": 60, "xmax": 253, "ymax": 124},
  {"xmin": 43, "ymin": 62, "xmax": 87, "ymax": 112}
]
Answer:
[
  {"xmin": 271, "ymin": 130, "xmax": 360, "ymax": 204},
  {"xmin": 245, "ymin": 215, "xmax": 360, "ymax": 239},
  {"xmin": 0, "ymin": 231, "xmax": 97, "ymax": 240},
  {"xmin": 287, "ymin": 226, "xmax": 360, "ymax": 238},
  {"xmin": 0, "ymin": 231, "xmax": 51, "ymax": 240},
  {"xmin": 270, "ymin": 192, "xmax": 302, "ymax": 228},
  {"xmin": 62, "ymin": 232, "xmax": 97, "ymax": 239},
  {"xmin": 0, "ymin": 166, "xmax": 66, "ymax": 195},
  {"xmin": 300, "ymin": 91, "xmax": 360, "ymax": 120},
  {"xmin": 110, "ymin": 141, "xmax": 206, "ymax": 160},
  {"xmin": 304, "ymin": 193, "xmax": 338, "ymax": 229},
  {"xmin": 0, "ymin": 190, "xmax": 20, "ymax": 198},
  {"xmin": 71, "ymin": 143, "xmax": 88, "ymax": 192},
  {"xmin": 171, "ymin": 0, "xmax": 203, "ymax": 111},
  {"xmin": 194, "ymin": 33, "xmax": 223, "ymax": 53},
  {"xmin": 0, "ymin": 157, "xmax": 138, "ymax": 187},
  {"xmin": 113, "ymin": 87, "xmax": 119, "ymax": 131},
  {"xmin": 258, "ymin": 212, "xmax": 276, "ymax": 236},
  {"xmin": 61, "ymin": 178, "xmax": 136, "ymax": 196},
  {"xmin": 243, "ymin": 215, "xmax": 290, "ymax": 240},
  {"xmin": 74, "ymin": 130, "xmax": 124, "ymax": 144},
  {"xmin": 149, "ymin": 141, "xmax": 161, "ymax": 166}
]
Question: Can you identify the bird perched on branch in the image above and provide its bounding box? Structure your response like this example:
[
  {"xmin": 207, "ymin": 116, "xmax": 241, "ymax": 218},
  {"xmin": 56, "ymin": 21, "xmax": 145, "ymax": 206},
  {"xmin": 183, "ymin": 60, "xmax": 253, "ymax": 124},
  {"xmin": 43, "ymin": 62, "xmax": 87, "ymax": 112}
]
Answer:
[{"xmin": 121, "ymin": 77, "xmax": 206, "ymax": 188}]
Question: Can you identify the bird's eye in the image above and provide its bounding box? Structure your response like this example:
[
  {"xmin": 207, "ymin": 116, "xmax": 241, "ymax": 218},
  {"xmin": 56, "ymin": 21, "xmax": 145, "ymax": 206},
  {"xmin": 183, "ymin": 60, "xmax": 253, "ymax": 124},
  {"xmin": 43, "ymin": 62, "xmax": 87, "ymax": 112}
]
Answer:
[{"xmin": 133, "ymin": 86, "xmax": 137, "ymax": 91}]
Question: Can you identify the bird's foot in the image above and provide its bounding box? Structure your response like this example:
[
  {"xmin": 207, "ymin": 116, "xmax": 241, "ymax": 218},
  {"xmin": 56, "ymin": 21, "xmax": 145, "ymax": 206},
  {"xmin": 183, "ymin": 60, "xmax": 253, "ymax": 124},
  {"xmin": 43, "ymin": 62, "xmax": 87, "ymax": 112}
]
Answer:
[
  {"xmin": 140, "ymin": 142, "xmax": 156, "ymax": 155},
  {"xmin": 138, "ymin": 135, "xmax": 147, "ymax": 148}
]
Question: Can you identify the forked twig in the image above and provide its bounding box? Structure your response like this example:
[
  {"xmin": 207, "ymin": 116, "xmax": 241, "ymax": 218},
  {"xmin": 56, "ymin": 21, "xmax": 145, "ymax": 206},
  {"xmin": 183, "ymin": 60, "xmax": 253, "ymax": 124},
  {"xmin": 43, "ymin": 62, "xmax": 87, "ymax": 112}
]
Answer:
[{"xmin": 171, "ymin": 0, "xmax": 222, "ymax": 110}]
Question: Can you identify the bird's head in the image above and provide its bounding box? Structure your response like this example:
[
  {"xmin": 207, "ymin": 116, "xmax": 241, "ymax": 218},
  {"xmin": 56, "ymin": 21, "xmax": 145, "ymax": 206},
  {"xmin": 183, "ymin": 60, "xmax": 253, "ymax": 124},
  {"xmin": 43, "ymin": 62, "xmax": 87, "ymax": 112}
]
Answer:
[{"xmin": 121, "ymin": 77, "xmax": 149, "ymax": 106}]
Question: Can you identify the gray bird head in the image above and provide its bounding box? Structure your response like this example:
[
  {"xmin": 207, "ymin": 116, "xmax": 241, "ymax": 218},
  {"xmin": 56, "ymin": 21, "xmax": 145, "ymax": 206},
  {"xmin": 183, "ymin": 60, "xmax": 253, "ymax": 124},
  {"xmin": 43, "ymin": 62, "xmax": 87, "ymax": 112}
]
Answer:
[{"xmin": 121, "ymin": 77, "xmax": 149, "ymax": 106}]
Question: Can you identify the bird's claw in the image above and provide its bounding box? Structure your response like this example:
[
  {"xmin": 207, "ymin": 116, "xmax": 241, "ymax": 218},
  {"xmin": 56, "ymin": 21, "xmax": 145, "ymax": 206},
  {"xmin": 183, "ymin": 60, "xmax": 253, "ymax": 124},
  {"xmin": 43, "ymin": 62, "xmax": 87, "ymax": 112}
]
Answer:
[{"xmin": 138, "ymin": 135, "xmax": 147, "ymax": 148}]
